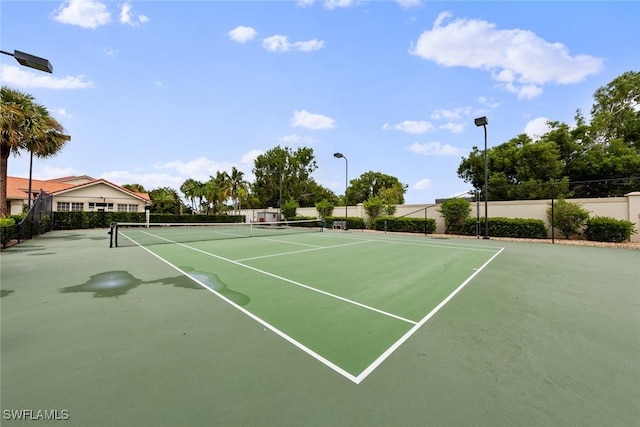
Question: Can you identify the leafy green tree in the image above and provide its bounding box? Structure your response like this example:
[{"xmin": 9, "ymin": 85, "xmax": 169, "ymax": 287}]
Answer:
[
  {"xmin": 315, "ymin": 199, "xmax": 334, "ymax": 219},
  {"xmin": 590, "ymin": 70, "xmax": 640, "ymax": 149},
  {"xmin": 363, "ymin": 196, "xmax": 385, "ymax": 229},
  {"xmin": 281, "ymin": 198, "xmax": 298, "ymax": 220},
  {"xmin": 347, "ymin": 171, "xmax": 407, "ymax": 205},
  {"xmin": 122, "ymin": 183, "xmax": 147, "ymax": 193},
  {"xmin": 252, "ymin": 146, "xmax": 318, "ymax": 208},
  {"xmin": 149, "ymin": 187, "xmax": 182, "ymax": 214},
  {"xmin": 180, "ymin": 179, "xmax": 202, "ymax": 213},
  {"xmin": 1, "ymin": 86, "xmax": 69, "ymax": 217},
  {"xmin": 438, "ymin": 198, "xmax": 471, "ymax": 234},
  {"xmin": 547, "ymin": 199, "xmax": 590, "ymax": 239}
]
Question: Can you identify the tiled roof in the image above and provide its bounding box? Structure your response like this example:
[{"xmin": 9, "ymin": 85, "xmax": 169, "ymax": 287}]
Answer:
[{"xmin": 6, "ymin": 176, "xmax": 150, "ymax": 202}]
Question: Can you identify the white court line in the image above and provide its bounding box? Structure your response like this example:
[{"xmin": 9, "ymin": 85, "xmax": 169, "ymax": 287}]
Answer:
[
  {"xmin": 235, "ymin": 239, "xmax": 374, "ymax": 262},
  {"xmin": 135, "ymin": 230, "xmax": 416, "ymax": 324},
  {"xmin": 319, "ymin": 232, "xmax": 500, "ymax": 252},
  {"xmin": 122, "ymin": 230, "xmax": 504, "ymax": 384},
  {"xmin": 117, "ymin": 232, "xmax": 361, "ymax": 383},
  {"xmin": 354, "ymin": 246, "xmax": 505, "ymax": 384},
  {"xmin": 254, "ymin": 236, "xmax": 324, "ymax": 248}
]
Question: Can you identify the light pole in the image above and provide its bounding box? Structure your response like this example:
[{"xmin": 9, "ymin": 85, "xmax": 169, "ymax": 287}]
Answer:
[
  {"xmin": 265, "ymin": 169, "xmax": 283, "ymax": 220},
  {"xmin": 3, "ymin": 49, "xmax": 57, "ymax": 211},
  {"xmin": 0, "ymin": 49, "xmax": 53, "ymax": 73},
  {"xmin": 474, "ymin": 116, "xmax": 489, "ymax": 239},
  {"xmin": 333, "ymin": 153, "xmax": 348, "ymax": 230}
]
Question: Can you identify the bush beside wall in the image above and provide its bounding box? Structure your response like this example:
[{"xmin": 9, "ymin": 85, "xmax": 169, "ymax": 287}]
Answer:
[
  {"xmin": 373, "ymin": 217, "xmax": 436, "ymax": 234},
  {"xmin": 460, "ymin": 217, "xmax": 547, "ymax": 239},
  {"xmin": 584, "ymin": 217, "xmax": 635, "ymax": 243}
]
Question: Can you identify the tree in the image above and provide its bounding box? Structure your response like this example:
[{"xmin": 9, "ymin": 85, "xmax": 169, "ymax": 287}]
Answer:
[
  {"xmin": 315, "ymin": 199, "xmax": 334, "ymax": 219},
  {"xmin": 180, "ymin": 178, "xmax": 201, "ymax": 213},
  {"xmin": 225, "ymin": 167, "xmax": 249, "ymax": 214},
  {"xmin": 122, "ymin": 183, "xmax": 147, "ymax": 193},
  {"xmin": 252, "ymin": 146, "xmax": 318, "ymax": 208},
  {"xmin": 281, "ymin": 198, "xmax": 298, "ymax": 220},
  {"xmin": 347, "ymin": 171, "xmax": 407, "ymax": 205},
  {"xmin": 590, "ymin": 71, "xmax": 640, "ymax": 149},
  {"xmin": 1, "ymin": 86, "xmax": 69, "ymax": 217},
  {"xmin": 149, "ymin": 187, "xmax": 182, "ymax": 214},
  {"xmin": 438, "ymin": 198, "xmax": 471, "ymax": 234},
  {"xmin": 547, "ymin": 199, "xmax": 590, "ymax": 239},
  {"xmin": 363, "ymin": 196, "xmax": 385, "ymax": 229}
]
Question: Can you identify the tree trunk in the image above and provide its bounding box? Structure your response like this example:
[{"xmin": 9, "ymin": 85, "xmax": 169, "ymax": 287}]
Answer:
[{"xmin": 0, "ymin": 144, "xmax": 10, "ymax": 217}]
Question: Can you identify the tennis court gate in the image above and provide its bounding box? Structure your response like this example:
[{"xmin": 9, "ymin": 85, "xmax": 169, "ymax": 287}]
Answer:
[{"xmin": 1, "ymin": 190, "xmax": 53, "ymax": 250}]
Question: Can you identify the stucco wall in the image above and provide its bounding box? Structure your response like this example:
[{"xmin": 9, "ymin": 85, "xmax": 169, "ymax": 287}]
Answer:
[{"xmin": 291, "ymin": 193, "xmax": 640, "ymax": 242}]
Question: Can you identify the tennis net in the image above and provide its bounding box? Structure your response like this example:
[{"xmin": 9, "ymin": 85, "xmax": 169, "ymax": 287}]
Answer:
[{"xmin": 109, "ymin": 219, "xmax": 324, "ymax": 247}]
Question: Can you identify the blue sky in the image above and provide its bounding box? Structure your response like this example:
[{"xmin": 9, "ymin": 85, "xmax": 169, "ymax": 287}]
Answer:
[{"xmin": 2, "ymin": 0, "xmax": 638, "ymax": 204}]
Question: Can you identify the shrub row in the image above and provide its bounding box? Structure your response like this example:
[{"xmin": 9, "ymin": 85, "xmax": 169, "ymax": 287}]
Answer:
[
  {"xmin": 373, "ymin": 217, "xmax": 436, "ymax": 234},
  {"xmin": 52, "ymin": 212, "xmax": 245, "ymax": 230},
  {"xmin": 584, "ymin": 217, "xmax": 635, "ymax": 243},
  {"xmin": 460, "ymin": 217, "xmax": 548, "ymax": 239}
]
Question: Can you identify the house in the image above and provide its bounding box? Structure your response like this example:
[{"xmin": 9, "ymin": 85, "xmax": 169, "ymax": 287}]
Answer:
[{"xmin": 5, "ymin": 175, "xmax": 151, "ymax": 216}]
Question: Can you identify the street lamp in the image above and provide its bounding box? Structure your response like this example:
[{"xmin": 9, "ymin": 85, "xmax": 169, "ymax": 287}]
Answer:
[
  {"xmin": 265, "ymin": 169, "xmax": 283, "ymax": 221},
  {"xmin": 0, "ymin": 49, "xmax": 53, "ymax": 73},
  {"xmin": 474, "ymin": 116, "xmax": 489, "ymax": 239},
  {"xmin": 333, "ymin": 152, "xmax": 348, "ymax": 230}
]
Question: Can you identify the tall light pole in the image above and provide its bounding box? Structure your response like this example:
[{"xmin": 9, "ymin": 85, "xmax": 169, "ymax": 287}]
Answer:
[
  {"xmin": 474, "ymin": 116, "xmax": 489, "ymax": 239},
  {"xmin": 2, "ymin": 48, "xmax": 56, "ymax": 211},
  {"xmin": 0, "ymin": 49, "xmax": 53, "ymax": 73},
  {"xmin": 333, "ymin": 153, "xmax": 348, "ymax": 230}
]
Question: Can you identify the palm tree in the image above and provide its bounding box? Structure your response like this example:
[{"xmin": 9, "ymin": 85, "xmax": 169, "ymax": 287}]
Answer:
[
  {"xmin": 1, "ymin": 86, "xmax": 69, "ymax": 217},
  {"xmin": 226, "ymin": 167, "xmax": 248, "ymax": 214},
  {"xmin": 180, "ymin": 178, "xmax": 200, "ymax": 213}
]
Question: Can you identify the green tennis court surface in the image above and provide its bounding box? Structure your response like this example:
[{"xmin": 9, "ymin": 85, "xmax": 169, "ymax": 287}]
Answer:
[{"xmin": 1, "ymin": 229, "xmax": 638, "ymax": 426}]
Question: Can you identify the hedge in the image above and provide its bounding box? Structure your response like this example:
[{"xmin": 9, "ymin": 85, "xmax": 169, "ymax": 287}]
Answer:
[
  {"xmin": 373, "ymin": 217, "xmax": 436, "ymax": 234},
  {"xmin": 52, "ymin": 212, "xmax": 245, "ymax": 230},
  {"xmin": 460, "ymin": 217, "xmax": 547, "ymax": 239},
  {"xmin": 584, "ymin": 216, "xmax": 635, "ymax": 243}
]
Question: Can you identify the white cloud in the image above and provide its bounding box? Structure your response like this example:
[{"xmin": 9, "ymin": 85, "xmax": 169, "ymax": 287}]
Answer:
[
  {"xmin": 385, "ymin": 120, "xmax": 434, "ymax": 134},
  {"xmin": 157, "ymin": 157, "xmax": 236, "ymax": 181},
  {"xmin": 0, "ymin": 65, "xmax": 94, "ymax": 89},
  {"xmin": 228, "ymin": 26, "xmax": 258, "ymax": 43},
  {"xmin": 119, "ymin": 2, "xmax": 148, "ymax": 26},
  {"xmin": 478, "ymin": 96, "xmax": 500, "ymax": 109},
  {"xmin": 51, "ymin": 0, "xmax": 111, "ymax": 29},
  {"xmin": 439, "ymin": 122, "xmax": 465, "ymax": 134},
  {"xmin": 241, "ymin": 150, "xmax": 263, "ymax": 165},
  {"xmin": 54, "ymin": 108, "xmax": 73, "ymax": 118},
  {"xmin": 396, "ymin": 0, "xmax": 422, "ymax": 8},
  {"xmin": 406, "ymin": 141, "xmax": 463, "ymax": 156},
  {"xmin": 101, "ymin": 47, "xmax": 119, "ymax": 56},
  {"xmin": 524, "ymin": 117, "xmax": 552, "ymax": 140},
  {"xmin": 101, "ymin": 170, "xmax": 184, "ymax": 191},
  {"xmin": 324, "ymin": 0, "xmax": 358, "ymax": 9},
  {"xmin": 410, "ymin": 12, "xmax": 603, "ymax": 98},
  {"xmin": 262, "ymin": 35, "xmax": 324, "ymax": 52},
  {"xmin": 297, "ymin": 0, "xmax": 316, "ymax": 6},
  {"xmin": 431, "ymin": 107, "xmax": 472, "ymax": 121},
  {"xmin": 291, "ymin": 110, "xmax": 335, "ymax": 130},
  {"xmin": 278, "ymin": 134, "xmax": 315, "ymax": 145},
  {"xmin": 413, "ymin": 178, "xmax": 432, "ymax": 190},
  {"xmin": 37, "ymin": 166, "xmax": 81, "ymax": 180}
]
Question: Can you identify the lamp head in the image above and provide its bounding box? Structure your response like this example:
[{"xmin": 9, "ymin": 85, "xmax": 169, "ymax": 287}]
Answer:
[
  {"xmin": 333, "ymin": 152, "xmax": 344, "ymax": 159},
  {"xmin": 474, "ymin": 116, "xmax": 488, "ymax": 127}
]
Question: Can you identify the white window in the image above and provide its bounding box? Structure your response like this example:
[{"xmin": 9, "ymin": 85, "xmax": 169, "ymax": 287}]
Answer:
[
  {"xmin": 118, "ymin": 204, "xmax": 128, "ymax": 212},
  {"xmin": 128, "ymin": 204, "xmax": 138, "ymax": 212},
  {"xmin": 71, "ymin": 202, "xmax": 83, "ymax": 211},
  {"xmin": 57, "ymin": 202, "xmax": 70, "ymax": 211},
  {"xmin": 88, "ymin": 202, "xmax": 114, "ymax": 212}
]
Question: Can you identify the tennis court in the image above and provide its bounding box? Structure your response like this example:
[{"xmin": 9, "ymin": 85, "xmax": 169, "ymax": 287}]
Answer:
[{"xmin": 1, "ymin": 227, "xmax": 638, "ymax": 426}]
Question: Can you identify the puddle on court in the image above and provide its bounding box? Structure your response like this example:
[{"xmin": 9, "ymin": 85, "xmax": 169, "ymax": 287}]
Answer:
[
  {"xmin": 180, "ymin": 267, "xmax": 250, "ymax": 306},
  {"xmin": 58, "ymin": 269, "xmax": 250, "ymax": 305},
  {"xmin": 1, "ymin": 290, "xmax": 16, "ymax": 298},
  {"xmin": 27, "ymin": 252, "xmax": 57, "ymax": 256}
]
